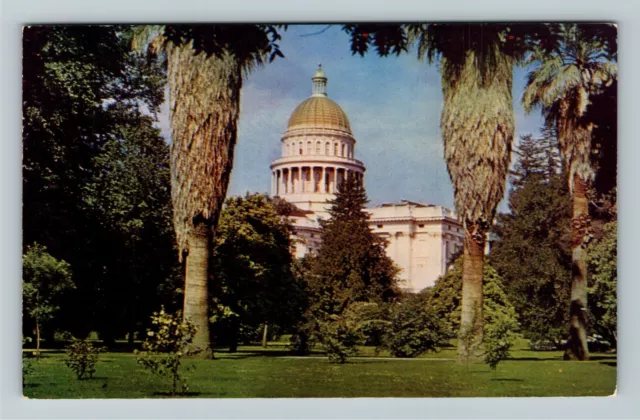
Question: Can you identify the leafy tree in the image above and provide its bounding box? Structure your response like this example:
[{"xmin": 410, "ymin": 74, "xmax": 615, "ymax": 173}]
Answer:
[
  {"xmin": 22, "ymin": 26, "xmax": 175, "ymax": 342},
  {"xmin": 423, "ymin": 258, "xmax": 519, "ymax": 357},
  {"xmin": 384, "ymin": 295, "xmax": 447, "ymax": 358},
  {"xmin": 81, "ymin": 113, "xmax": 177, "ymax": 347},
  {"xmin": 22, "ymin": 243, "xmax": 74, "ymax": 359},
  {"xmin": 490, "ymin": 167, "xmax": 572, "ymax": 347},
  {"xmin": 510, "ymin": 128, "xmax": 561, "ymax": 189},
  {"xmin": 522, "ymin": 23, "xmax": 617, "ymax": 360},
  {"xmin": 210, "ymin": 193, "xmax": 306, "ymax": 351},
  {"xmin": 588, "ymin": 221, "xmax": 617, "ymax": 347},
  {"xmin": 303, "ymin": 173, "xmax": 399, "ymax": 361},
  {"xmin": 131, "ymin": 25, "xmax": 286, "ymax": 356}
]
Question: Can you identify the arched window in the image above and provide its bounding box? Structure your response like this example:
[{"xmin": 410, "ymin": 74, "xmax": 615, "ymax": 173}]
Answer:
[
  {"xmin": 325, "ymin": 142, "xmax": 330, "ymax": 155},
  {"xmin": 299, "ymin": 142, "xmax": 303, "ymax": 155},
  {"xmin": 341, "ymin": 144, "xmax": 346, "ymax": 157},
  {"xmin": 316, "ymin": 141, "xmax": 321, "ymax": 155},
  {"xmin": 307, "ymin": 141, "xmax": 312, "ymax": 155},
  {"xmin": 286, "ymin": 143, "xmax": 289, "ymax": 156},
  {"xmin": 334, "ymin": 143, "xmax": 339, "ymax": 156}
]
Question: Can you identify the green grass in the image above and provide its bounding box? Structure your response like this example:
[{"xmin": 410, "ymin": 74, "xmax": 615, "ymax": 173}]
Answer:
[{"xmin": 23, "ymin": 341, "xmax": 616, "ymax": 398}]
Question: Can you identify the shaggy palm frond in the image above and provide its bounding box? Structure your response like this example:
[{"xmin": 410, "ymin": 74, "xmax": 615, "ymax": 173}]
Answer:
[
  {"xmin": 522, "ymin": 24, "xmax": 617, "ymax": 192},
  {"xmin": 407, "ymin": 24, "xmax": 521, "ymax": 232},
  {"xmin": 441, "ymin": 47, "xmax": 515, "ymax": 230},
  {"xmin": 129, "ymin": 25, "xmax": 281, "ymax": 258},
  {"xmin": 167, "ymin": 43, "xmax": 243, "ymax": 259}
]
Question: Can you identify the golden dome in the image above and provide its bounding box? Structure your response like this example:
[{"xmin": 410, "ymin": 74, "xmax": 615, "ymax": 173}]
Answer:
[{"xmin": 287, "ymin": 96, "xmax": 352, "ymax": 133}]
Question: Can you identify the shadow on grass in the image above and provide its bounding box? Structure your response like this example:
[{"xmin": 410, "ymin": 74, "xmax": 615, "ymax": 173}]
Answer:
[
  {"xmin": 600, "ymin": 361, "xmax": 616, "ymax": 368},
  {"xmin": 490, "ymin": 378, "xmax": 524, "ymax": 382},
  {"xmin": 152, "ymin": 391, "xmax": 201, "ymax": 397}
]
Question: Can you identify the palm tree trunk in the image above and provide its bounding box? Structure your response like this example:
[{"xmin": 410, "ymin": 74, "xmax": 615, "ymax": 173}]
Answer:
[
  {"xmin": 458, "ymin": 226, "xmax": 485, "ymax": 362},
  {"xmin": 183, "ymin": 220, "xmax": 213, "ymax": 358},
  {"xmin": 565, "ymin": 174, "xmax": 590, "ymax": 360}
]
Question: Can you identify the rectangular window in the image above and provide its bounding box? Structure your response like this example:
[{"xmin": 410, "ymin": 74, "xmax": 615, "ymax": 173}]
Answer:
[{"xmin": 377, "ymin": 224, "xmax": 383, "ymax": 228}]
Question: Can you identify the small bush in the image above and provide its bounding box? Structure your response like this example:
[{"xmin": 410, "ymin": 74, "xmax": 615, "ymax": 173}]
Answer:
[
  {"xmin": 135, "ymin": 307, "xmax": 198, "ymax": 395},
  {"xmin": 343, "ymin": 302, "xmax": 390, "ymax": 348},
  {"xmin": 65, "ymin": 340, "xmax": 104, "ymax": 379},
  {"xmin": 385, "ymin": 296, "xmax": 447, "ymax": 358},
  {"xmin": 484, "ymin": 311, "xmax": 519, "ymax": 370},
  {"xmin": 318, "ymin": 317, "xmax": 359, "ymax": 364}
]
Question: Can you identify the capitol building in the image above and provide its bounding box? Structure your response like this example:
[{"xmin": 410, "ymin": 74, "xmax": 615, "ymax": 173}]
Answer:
[{"xmin": 269, "ymin": 66, "xmax": 464, "ymax": 292}]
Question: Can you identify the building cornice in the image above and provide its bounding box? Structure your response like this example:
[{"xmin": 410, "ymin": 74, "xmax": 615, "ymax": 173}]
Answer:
[
  {"xmin": 270, "ymin": 156, "xmax": 366, "ymax": 171},
  {"xmin": 367, "ymin": 216, "xmax": 462, "ymax": 226}
]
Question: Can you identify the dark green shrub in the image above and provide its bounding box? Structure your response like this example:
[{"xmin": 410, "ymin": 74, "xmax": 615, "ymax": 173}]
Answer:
[
  {"xmin": 317, "ymin": 317, "xmax": 359, "ymax": 364},
  {"xmin": 65, "ymin": 340, "xmax": 104, "ymax": 379},
  {"xmin": 385, "ymin": 296, "xmax": 447, "ymax": 358}
]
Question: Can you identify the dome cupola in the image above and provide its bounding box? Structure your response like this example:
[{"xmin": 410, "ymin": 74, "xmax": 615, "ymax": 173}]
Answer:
[{"xmin": 286, "ymin": 64, "xmax": 352, "ymax": 134}]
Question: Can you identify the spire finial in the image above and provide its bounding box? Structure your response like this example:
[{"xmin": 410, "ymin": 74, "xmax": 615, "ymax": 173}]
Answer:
[{"xmin": 312, "ymin": 64, "xmax": 327, "ymax": 97}]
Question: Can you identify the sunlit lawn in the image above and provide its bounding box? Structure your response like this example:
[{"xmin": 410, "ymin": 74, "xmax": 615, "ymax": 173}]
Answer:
[{"xmin": 23, "ymin": 339, "xmax": 616, "ymax": 398}]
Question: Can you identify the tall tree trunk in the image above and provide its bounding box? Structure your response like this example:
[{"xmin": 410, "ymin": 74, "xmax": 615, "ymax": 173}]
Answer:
[
  {"xmin": 565, "ymin": 174, "xmax": 590, "ymax": 360},
  {"xmin": 183, "ymin": 221, "xmax": 213, "ymax": 358},
  {"xmin": 458, "ymin": 226, "xmax": 485, "ymax": 362},
  {"xmin": 35, "ymin": 320, "xmax": 40, "ymax": 361},
  {"xmin": 262, "ymin": 323, "xmax": 268, "ymax": 348}
]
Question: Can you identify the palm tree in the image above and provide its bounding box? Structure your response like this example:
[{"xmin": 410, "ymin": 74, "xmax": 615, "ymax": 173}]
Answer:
[
  {"xmin": 408, "ymin": 24, "xmax": 526, "ymax": 361},
  {"xmin": 522, "ymin": 24, "xmax": 616, "ymax": 360},
  {"xmin": 132, "ymin": 25, "xmax": 284, "ymax": 356}
]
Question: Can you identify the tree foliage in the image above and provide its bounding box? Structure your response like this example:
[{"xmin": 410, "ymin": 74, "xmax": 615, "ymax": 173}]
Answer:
[
  {"xmin": 22, "ymin": 243, "xmax": 74, "ymax": 357},
  {"xmin": 210, "ymin": 193, "xmax": 306, "ymax": 350},
  {"xmin": 384, "ymin": 295, "xmax": 447, "ymax": 358},
  {"xmin": 299, "ymin": 174, "xmax": 399, "ymax": 362},
  {"xmin": 588, "ymin": 221, "xmax": 617, "ymax": 346},
  {"xmin": 490, "ymin": 170, "xmax": 572, "ymax": 346},
  {"xmin": 23, "ymin": 26, "xmax": 178, "ymax": 343},
  {"xmin": 423, "ymin": 258, "xmax": 519, "ymax": 342}
]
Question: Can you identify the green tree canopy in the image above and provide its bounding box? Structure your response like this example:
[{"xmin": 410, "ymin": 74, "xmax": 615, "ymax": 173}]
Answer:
[
  {"xmin": 22, "ymin": 26, "xmax": 178, "ymax": 342},
  {"xmin": 489, "ymin": 172, "xmax": 572, "ymax": 346},
  {"xmin": 23, "ymin": 243, "xmax": 74, "ymax": 356},
  {"xmin": 588, "ymin": 221, "xmax": 617, "ymax": 347},
  {"xmin": 310, "ymin": 174, "xmax": 400, "ymax": 316},
  {"xmin": 210, "ymin": 193, "xmax": 306, "ymax": 350},
  {"xmin": 422, "ymin": 258, "xmax": 519, "ymax": 339}
]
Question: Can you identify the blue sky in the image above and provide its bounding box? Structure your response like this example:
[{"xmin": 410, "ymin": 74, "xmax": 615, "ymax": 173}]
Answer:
[{"xmin": 157, "ymin": 25, "xmax": 544, "ymax": 211}]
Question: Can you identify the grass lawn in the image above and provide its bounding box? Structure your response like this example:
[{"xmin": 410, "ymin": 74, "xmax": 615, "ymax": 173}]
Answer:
[{"xmin": 23, "ymin": 340, "xmax": 616, "ymax": 398}]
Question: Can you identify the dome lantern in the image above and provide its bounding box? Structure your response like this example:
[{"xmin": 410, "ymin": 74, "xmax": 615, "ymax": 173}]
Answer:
[{"xmin": 312, "ymin": 64, "xmax": 327, "ymax": 97}]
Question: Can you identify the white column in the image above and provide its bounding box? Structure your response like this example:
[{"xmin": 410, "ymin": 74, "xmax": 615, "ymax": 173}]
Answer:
[
  {"xmin": 321, "ymin": 167, "xmax": 326, "ymax": 193},
  {"xmin": 291, "ymin": 167, "xmax": 296, "ymax": 194},
  {"xmin": 330, "ymin": 167, "xmax": 336, "ymax": 193}
]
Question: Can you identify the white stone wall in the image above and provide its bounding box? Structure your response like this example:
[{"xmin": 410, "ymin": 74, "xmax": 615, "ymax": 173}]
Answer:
[{"xmin": 367, "ymin": 201, "xmax": 464, "ymax": 292}]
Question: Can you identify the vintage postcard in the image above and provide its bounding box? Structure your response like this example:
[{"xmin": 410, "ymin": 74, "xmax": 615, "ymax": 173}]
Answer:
[{"xmin": 22, "ymin": 23, "xmax": 617, "ymax": 398}]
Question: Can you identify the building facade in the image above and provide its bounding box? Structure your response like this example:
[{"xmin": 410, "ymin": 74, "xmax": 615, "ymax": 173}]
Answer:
[{"xmin": 270, "ymin": 66, "xmax": 463, "ymax": 292}]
